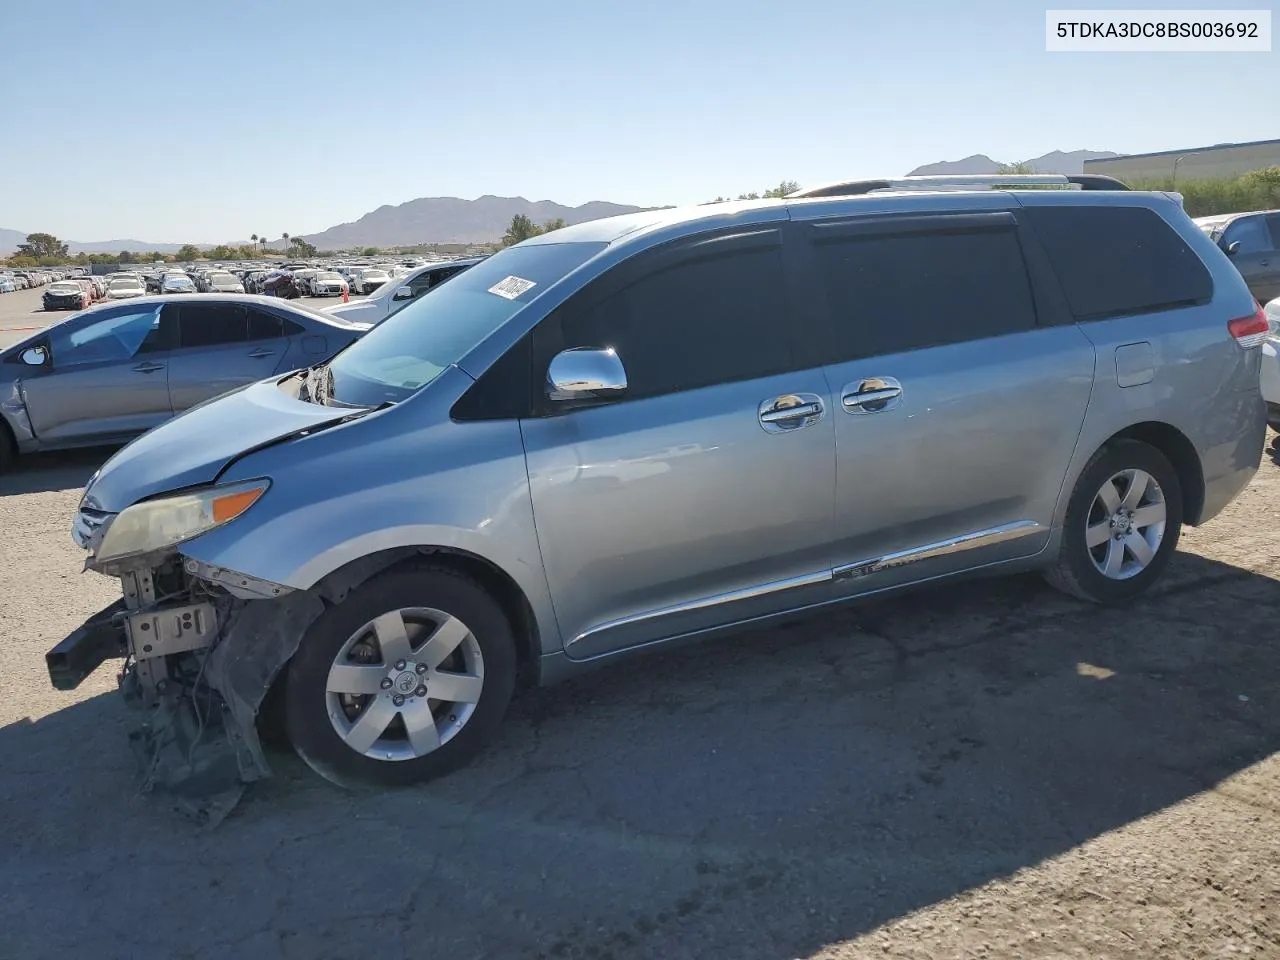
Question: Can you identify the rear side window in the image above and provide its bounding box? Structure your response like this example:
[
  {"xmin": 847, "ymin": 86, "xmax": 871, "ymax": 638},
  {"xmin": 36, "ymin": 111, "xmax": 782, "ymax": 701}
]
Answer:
[
  {"xmin": 1024, "ymin": 205, "xmax": 1212, "ymax": 322},
  {"xmin": 178, "ymin": 303, "xmax": 249, "ymax": 347},
  {"xmin": 245, "ymin": 309, "xmax": 301, "ymax": 340},
  {"xmin": 557, "ymin": 241, "xmax": 794, "ymax": 399},
  {"xmin": 810, "ymin": 225, "xmax": 1038, "ymax": 362}
]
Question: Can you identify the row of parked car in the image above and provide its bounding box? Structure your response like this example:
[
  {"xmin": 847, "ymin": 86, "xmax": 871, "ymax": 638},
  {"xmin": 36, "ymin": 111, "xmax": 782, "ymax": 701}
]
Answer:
[{"xmin": 0, "ymin": 267, "xmax": 72, "ymax": 293}]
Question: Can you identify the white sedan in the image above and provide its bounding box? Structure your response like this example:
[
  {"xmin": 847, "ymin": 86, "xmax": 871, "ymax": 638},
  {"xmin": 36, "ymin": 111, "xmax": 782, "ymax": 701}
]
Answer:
[
  {"xmin": 105, "ymin": 277, "xmax": 146, "ymax": 299},
  {"xmin": 348, "ymin": 268, "xmax": 391, "ymax": 294},
  {"xmin": 309, "ymin": 271, "xmax": 349, "ymax": 297}
]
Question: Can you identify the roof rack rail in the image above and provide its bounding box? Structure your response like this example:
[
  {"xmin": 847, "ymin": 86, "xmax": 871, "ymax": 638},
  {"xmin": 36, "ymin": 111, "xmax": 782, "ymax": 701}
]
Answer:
[{"xmin": 787, "ymin": 174, "xmax": 1131, "ymax": 199}]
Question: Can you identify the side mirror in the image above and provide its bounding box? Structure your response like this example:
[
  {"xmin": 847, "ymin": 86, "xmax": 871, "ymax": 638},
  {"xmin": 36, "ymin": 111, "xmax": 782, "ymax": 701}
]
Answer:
[
  {"xmin": 547, "ymin": 347, "xmax": 628, "ymax": 401},
  {"xmin": 392, "ymin": 285, "xmax": 413, "ymax": 301},
  {"xmin": 1226, "ymin": 240, "xmax": 1241, "ymax": 256},
  {"xmin": 21, "ymin": 345, "xmax": 49, "ymax": 367}
]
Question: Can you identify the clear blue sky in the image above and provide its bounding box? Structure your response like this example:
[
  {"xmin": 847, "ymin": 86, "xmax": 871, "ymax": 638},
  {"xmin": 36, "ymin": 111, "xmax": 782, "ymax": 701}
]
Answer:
[{"xmin": 2, "ymin": 0, "xmax": 1274, "ymax": 243}]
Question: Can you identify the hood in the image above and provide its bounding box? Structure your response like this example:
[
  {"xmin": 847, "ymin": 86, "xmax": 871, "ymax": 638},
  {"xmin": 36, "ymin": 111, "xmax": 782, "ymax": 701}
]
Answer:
[{"xmin": 81, "ymin": 376, "xmax": 358, "ymax": 513}]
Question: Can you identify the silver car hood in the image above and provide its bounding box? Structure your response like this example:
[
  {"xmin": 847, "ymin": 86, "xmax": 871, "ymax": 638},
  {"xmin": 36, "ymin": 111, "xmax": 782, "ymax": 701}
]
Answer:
[{"xmin": 81, "ymin": 377, "xmax": 357, "ymax": 513}]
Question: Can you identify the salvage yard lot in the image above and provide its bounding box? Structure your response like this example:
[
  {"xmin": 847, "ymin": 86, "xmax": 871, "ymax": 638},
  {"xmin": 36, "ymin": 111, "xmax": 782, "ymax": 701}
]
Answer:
[{"xmin": 0, "ymin": 287, "xmax": 1279, "ymax": 958}]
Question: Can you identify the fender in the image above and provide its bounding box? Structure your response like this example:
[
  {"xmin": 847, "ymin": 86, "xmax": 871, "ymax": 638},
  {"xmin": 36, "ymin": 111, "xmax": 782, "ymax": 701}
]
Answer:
[{"xmin": 176, "ymin": 377, "xmax": 565, "ymax": 655}]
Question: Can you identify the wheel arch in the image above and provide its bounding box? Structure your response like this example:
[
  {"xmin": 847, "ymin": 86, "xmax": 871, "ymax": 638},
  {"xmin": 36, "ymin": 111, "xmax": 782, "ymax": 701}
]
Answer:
[
  {"xmin": 1106, "ymin": 421, "xmax": 1205, "ymax": 525},
  {"xmin": 309, "ymin": 545, "xmax": 543, "ymax": 689}
]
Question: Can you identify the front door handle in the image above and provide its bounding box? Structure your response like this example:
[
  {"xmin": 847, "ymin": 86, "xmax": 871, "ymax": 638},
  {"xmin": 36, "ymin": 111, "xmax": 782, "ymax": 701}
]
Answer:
[
  {"xmin": 1260, "ymin": 259, "xmax": 1271, "ymax": 267},
  {"xmin": 247, "ymin": 348, "xmax": 275, "ymax": 359},
  {"xmin": 842, "ymin": 377, "xmax": 903, "ymax": 414},
  {"xmin": 758, "ymin": 392, "xmax": 825, "ymax": 433},
  {"xmin": 132, "ymin": 361, "xmax": 165, "ymax": 374}
]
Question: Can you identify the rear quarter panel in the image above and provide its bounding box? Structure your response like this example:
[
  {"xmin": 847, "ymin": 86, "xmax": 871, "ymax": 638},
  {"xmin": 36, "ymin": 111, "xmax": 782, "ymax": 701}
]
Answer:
[{"xmin": 1035, "ymin": 195, "xmax": 1265, "ymax": 529}]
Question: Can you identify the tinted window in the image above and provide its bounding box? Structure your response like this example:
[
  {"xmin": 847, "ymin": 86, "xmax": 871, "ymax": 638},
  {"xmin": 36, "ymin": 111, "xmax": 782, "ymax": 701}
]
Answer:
[
  {"xmin": 810, "ymin": 226, "xmax": 1037, "ymax": 362},
  {"xmin": 51, "ymin": 307, "xmax": 165, "ymax": 366},
  {"xmin": 409, "ymin": 266, "xmax": 463, "ymax": 296},
  {"xmin": 178, "ymin": 303, "xmax": 248, "ymax": 347},
  {"xmin": 247, "ymin": 309, "xmax": 284, "ymax": 340},
  {"xmin": 558, "ymin": 242, "xmax": 793, "ymax": 399},
  {"xmin": 1024, "ymin": 206, "xmax": 1212, "ymax": 321},
  {"xmin": 1222, "ymin": 216, "xmax": 1271, "ymax": 254}
]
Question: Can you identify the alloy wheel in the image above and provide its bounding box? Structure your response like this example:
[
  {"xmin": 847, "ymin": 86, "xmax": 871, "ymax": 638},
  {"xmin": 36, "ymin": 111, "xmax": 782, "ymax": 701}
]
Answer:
[
  {"xmin": 1085, "ymin": 468, "xmax": 1167, "ymax": 580},
  {"xmin": 325, "ymin": 607, "xmax": 484, "ymax": 761}
]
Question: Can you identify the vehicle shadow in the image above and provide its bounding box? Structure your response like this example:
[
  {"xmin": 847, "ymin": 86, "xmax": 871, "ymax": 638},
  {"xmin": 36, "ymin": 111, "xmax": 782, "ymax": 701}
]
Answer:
[
  {"xmin": 2, "ymin": 551, "xmax": 1277, "ymax": 959},
  {"xmin": 0, "ymin": 446, "xmax": 116, "ymax": 497}
]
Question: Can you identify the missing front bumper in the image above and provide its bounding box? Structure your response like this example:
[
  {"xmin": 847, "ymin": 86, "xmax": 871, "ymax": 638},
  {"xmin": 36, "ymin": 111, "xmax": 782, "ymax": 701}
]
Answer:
[
  {"xmin": 46, "ymin": 569, "xmax": 326, "ymax": 826},
  {"xmin": 45, "ymin": 599, "xmax": 127, "ymax": 690}
]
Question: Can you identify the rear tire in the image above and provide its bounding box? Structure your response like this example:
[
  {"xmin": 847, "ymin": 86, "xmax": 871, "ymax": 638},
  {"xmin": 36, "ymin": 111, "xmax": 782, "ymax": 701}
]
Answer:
[
  {"xmin": 285, "ymin": 565, "xmax": 517, "ymax": 789},
  {"xmin": 1043, "ymin": 439, "xmax": 1182, "ymax": 604}
]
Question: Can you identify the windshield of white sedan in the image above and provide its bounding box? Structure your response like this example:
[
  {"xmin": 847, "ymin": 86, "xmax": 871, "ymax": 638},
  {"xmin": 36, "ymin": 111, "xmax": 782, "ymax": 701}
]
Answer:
[{"xmin": 325, "ymin": 242, "xmax": 605, "ymax": 406}]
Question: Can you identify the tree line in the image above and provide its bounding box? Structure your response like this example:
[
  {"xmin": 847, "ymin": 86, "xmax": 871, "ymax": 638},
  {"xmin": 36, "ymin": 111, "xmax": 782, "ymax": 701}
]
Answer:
[{"xmin": 2, "ymin": 231, "xmax": 362, "ymax": 267}]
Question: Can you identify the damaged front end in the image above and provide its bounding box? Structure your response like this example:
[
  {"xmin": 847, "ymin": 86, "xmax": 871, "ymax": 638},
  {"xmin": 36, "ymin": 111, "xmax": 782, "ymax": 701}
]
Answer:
[{"xmin": 48, "ymin": 512, "xmax": 324, "ymax": 826}]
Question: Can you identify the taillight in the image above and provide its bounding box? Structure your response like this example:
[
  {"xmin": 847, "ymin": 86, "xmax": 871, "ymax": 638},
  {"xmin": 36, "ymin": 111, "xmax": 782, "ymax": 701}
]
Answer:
[{"xmin": 1227, "ymin": 304, "xmax": 1269, "ymax": 349}]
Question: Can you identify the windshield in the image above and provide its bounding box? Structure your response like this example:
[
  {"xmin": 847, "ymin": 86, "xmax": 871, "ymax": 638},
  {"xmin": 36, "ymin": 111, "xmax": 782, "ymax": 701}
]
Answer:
[
  {"xmin": 317, "ymin": 272, "xmax": 342, "ymax": 281},
  {"xmin": 49, "ymin": 282, "xmax": 79, "ymax": 293},
  {"xmin": 164, "ymin": 276, "xmax": 193, "ymax": 287},
  {"xmin": 109, "ymin": 278, "xmax": 141, "ymax": 288},
  {"xmin": 364, "ymin": 270, "xmax": 389, "ymax": 280},
  {"xmin": 326, "ymin": 242, "xmax": 605, "ymax": 406}
]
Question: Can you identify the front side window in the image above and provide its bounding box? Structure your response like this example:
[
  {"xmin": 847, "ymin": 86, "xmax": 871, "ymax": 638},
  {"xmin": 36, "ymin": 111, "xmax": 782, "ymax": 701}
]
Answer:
[
  {"xmin": 555, "ymin": 239, "xmax": 794, "ymax": 399},
  {"xmin": 50, "ymin": 308, "xmax": 163, "ymax": 366},
  {"xmin": 327, "ymin": 242, "xmax": 605, "ymax": 406},
  {"xmin": 810, "ymin": 225, "xmax": 1038, "ymax": 362},
  {"xmin": 1222, "ymin": 216, "xmax": 1272, "ymax": 254}
]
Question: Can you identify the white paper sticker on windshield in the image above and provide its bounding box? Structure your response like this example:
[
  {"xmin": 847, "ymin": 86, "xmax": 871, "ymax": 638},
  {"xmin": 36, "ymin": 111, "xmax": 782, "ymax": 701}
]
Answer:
[{"xmin": 488, "ymin": 275, "xmax": 537, "ymax": 300}]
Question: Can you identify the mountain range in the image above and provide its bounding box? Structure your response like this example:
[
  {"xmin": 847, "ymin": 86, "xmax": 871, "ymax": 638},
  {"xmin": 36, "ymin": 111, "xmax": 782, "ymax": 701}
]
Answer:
[
  {"xmin": 1, "ymin": 148, "xmax": 1123, "ymax": 254},
  {"xmin": 907, "ymin": 149, "xmax": 1120, "ymax": 177}
]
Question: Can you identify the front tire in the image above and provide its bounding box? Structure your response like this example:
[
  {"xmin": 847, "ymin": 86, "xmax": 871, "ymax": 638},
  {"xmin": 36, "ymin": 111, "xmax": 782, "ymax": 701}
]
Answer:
[
  {"xmin": 284, "ymin": 565, "xmax": 517, "ymax": 788},
  {"xmin": 1044, "ymin": 439, "xmax": 1183, "ymax": 603}
]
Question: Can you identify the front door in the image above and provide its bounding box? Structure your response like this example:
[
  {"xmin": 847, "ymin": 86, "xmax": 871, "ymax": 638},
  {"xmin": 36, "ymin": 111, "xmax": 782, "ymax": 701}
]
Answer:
[
  {"xmin": 21, "ymin": 304, "xmax": 174, "ymax": 444},
  {"xmin": 167, "ymin": 301, "xmax": 294, "ymax": 411},
  {"xmin": 520, "ymin": 226, "xmax": 838, "ymax": 660},
  {"xmin": 793, "ymin": 209, "xmax": 1095, "ymax": 591}
]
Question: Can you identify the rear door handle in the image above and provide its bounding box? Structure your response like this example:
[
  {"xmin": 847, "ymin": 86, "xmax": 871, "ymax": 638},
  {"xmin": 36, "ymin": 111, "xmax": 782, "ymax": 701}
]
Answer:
[
  {"xmin": 132, "ymin": 361, "xmax": 165, "ymax": 374},
  {"xmin": 842, "ymin": 377, "xmax": 903, "ymax": 414},
  {"xmin": 758, "ymin": 393, "xmax": 825, "ymax": 433},
  {"xmin": 247, "ymin": 348, "xmax": 275, "ymax": 359}
]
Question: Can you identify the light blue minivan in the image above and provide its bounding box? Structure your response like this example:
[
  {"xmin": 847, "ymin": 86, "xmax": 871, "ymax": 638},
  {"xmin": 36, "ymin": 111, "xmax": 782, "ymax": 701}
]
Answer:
[{"xmin": 48, "ymin": 176, "xmax": 1267, "ymax": 811}]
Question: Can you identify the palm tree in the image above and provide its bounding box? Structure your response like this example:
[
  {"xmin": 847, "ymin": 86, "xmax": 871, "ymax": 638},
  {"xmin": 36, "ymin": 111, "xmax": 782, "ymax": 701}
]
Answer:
[
  {"xmin": 282, "ymin": 232, "xmax": 290, "ymax": 256},
  {"xmin": 250, "ymin": 233, "xmax": 258, "ymax": 248},
  {"xmin": 259, "ymin": 233, "xmax": 267, "ymax": 253}
]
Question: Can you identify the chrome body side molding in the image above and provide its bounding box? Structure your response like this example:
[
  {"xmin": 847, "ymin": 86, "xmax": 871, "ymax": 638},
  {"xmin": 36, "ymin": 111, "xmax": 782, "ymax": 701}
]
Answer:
[
  {"xmin": 568, "ymin": 521, "xmax": 1043, "ymax": 651},
  {"xmin": 832, "ymin": 520, "xmax": 1044, "ymax": 581}
]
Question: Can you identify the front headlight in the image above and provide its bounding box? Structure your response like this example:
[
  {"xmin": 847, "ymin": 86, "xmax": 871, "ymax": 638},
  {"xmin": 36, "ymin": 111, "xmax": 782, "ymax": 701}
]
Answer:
[{"xmin": 95, "ymin": 479, "xmax": 269, "ymax": 562}]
